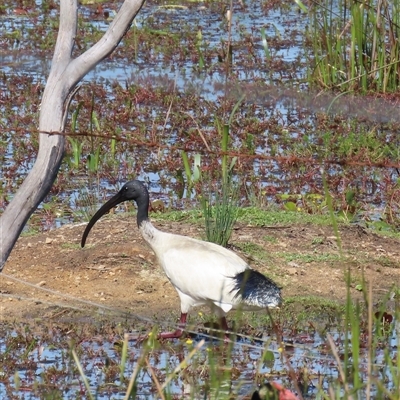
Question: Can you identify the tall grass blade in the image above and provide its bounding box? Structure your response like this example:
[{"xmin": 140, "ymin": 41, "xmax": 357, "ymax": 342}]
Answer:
[
  {"xmin": 196, "ymin": 29, "xmax": 205, "ymax": 70},
  {"xmin": 71, "ymin": 348, "xmax": 95, "ymax": 400},
  {"xmin": 111, "ymin": 137, "xmax": 117, "ymax": 157},
  {"xmin": 71, "ymin": 102, "xmax": 83, "ymax": 132},
  {"xmin": 261, "ymin": 28, "xmax": 270, "ymax": 60},
  {"xmin": 68, "ymin": 137, "xmax": 83, "ymax": 169},
  {"xmin": 321, "ymin": 168, "xmax": 342, "ymax": 253},
  {"xmin": 181, "ymin": 150, "xmax": 192, "ymax": 188},
  {"xmin": 294, "ymin": 0, "xmax": 308, "ymax": 13},
  {"xmin": 227, "ymin": 94, "xmax": 246, "ymax": 125},
  {"xmin": 120, "ymin": 333, "xmax": 129, "ymax": 384},
  {"xmin": 193, "ymin": 153, "xmax": 201, "ymax": 182},
  {"xmin": 327, "ymin": 334, "xmax": 354, "ymax": 399},
  {"xmin": 307, "ymin": 0, "xmax": 400, "ymax": 92},
  {"xmin": 160, "ymin": 339, "xmax": 205, "ymax": 390},
  {"xmin": 146, "ymin": 358, "xmax": 166, "ymax": 400},
  {"xmin": 202, "ymin": 177, "xmax": 238, "ymax": 247},
  {"xmin": 221, "ymin": 124, "xmax": 229, "ymax": 184},
  {"xmin": 123, "ymin": 347, "xmax": 149, "ymax": 400}
]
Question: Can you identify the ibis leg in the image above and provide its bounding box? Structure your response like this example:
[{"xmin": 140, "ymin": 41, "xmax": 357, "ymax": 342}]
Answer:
[
  {"xmin": 220, "ymin": 316, "xmax": 232, "ymax": 342},
  {"xmin": 158, "ymin": 313, "xmax": 188, "ymax": 339},
  {"xmin": 220, "ymin": 316, "xmax": 229, "ymax": 331}
]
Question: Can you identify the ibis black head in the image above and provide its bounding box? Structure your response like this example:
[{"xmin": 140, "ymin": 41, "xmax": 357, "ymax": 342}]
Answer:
[{"xmin": 81, "ymin": 180, "xmax": 149, "ymax": 248}]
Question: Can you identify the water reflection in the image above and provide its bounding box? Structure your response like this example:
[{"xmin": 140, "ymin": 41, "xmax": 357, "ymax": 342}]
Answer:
[{"xmin": 1, "ymin": 321, "xmax": 397, "ymax": 398}]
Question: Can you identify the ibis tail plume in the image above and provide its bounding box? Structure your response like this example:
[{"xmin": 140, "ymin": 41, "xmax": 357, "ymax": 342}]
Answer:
[{"xmin": 81, "ymin": 180, "xmax": 282, "ymax": 339}]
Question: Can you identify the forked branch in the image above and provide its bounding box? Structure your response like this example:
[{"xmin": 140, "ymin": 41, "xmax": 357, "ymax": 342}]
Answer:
[{"xmin": 0, "ymin": 0, "xmax": 145, "ymax": 270}]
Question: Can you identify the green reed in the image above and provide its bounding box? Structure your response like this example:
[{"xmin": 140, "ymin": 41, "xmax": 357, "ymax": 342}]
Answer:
[
  {"xmin": 307, "ymin": 0, "xmax": 400, "ymax": 92},
  {"xmin": 316, "ymin": 167, "xmax": 400, "ymax": 399}
]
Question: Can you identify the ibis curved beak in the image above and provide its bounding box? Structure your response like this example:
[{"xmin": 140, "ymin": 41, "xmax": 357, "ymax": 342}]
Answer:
[{"xmin": 81, "ymin": 190, "xmax": 125, "ymax": 248}]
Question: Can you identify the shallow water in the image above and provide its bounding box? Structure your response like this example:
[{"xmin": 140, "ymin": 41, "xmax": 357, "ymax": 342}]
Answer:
[
  {"xmin": 0, "ymin": 316, "xmax": 398, "ymax": 399},
  {"xmin": 0, "ymin": 0, "xmax": 313, "ymax": 225},
  {"xmin": 1, "ymin": 0, "xmax": 399, "ymax": 232}
]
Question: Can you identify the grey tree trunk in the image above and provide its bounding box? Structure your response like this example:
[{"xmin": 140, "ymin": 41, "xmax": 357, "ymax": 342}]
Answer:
[{"xmin": 0, "ymin": 0, "xmax": 145, "ymax": 270}]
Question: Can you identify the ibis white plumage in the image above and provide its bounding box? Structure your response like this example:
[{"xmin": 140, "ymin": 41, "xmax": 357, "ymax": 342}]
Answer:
[{"xmin": 81, "ymin": 180, "xmax": 282, "ymax": 339}]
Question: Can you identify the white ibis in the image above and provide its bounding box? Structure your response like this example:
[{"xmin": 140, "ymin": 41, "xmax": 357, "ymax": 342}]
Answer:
[{"xmin": 81, "ymin": 180, "xmax": 282, "ymax": 339}]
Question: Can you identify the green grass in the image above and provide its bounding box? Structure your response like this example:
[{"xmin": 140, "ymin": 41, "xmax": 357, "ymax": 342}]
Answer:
[
  {"xmin": 282, "ymin": 295, "xmax": 344, "ymax": 324},
  {"xmin": 237, "ymin": 207, "xmax": 342, "ymax": 226},
  {"xmin": 374, "ymin": 256, "xmax": 400, "ymax": 269},
  {"xmin": 154, "ymin": 206, "xmax": 344, "ymax": 227},
  {"xmin": 263, "ymin": 235, "xmax": 278, "ymax": 244},
  {"xmin": 235, "ymin": 242, "xmax": 268, "ymax": 259},
  {"xmin": 311, "ymin": 236, "xmax": 325, "ymax": 245},
  {"xmin": 60, "ymin": 243, "xmax": 81, "ymax": 250},
  {"xmin": 20, "ymin": 228, "xmax": 41, "ymax": 237},
  {"xmin": 281, "ymin": 252, "xmax": 343, "ymax": 264}
]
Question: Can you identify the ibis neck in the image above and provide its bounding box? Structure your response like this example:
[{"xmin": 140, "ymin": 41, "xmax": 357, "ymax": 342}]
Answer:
[
  {"xmin": 136, "ymin": 201, "xmax": 149, "ymax": 227},
  {"xmin": 135, "ymin": 191, "xmax": 150, "ymax": 228}
]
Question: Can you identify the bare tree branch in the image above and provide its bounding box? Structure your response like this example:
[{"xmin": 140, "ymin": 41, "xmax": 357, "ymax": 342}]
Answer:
[
  {"xmin": 0, "ymin": 0, "xmax": 145, "ymax": 270},
  {"xmin": 68, "ymin": 0, "xmax": 145, "ymax": 86}
]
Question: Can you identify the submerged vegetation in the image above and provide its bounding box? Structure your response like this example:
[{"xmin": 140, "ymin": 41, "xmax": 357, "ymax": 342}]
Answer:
[
  {"xmin": 1, "ymin": 0, "xmax": 400, "ymax": 398},
  {"xmin": 0, "ymin": 282, "xmax": 398, "ymax": 399},
  {"xmin": 0, "ymin": 0, "xmax": 399, "ymax": 233}
]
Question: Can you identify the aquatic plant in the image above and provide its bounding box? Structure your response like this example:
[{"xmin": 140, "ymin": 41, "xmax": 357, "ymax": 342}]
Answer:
[{"xmin": 307, "ymin": 0, "xmax": 400, "ymax": 92}]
